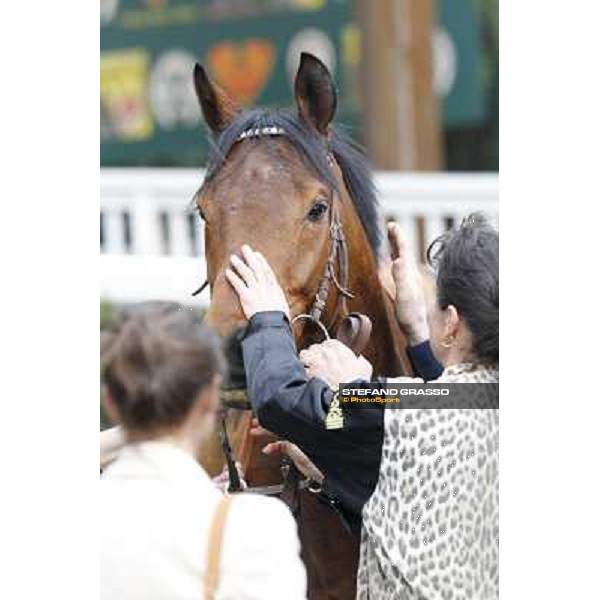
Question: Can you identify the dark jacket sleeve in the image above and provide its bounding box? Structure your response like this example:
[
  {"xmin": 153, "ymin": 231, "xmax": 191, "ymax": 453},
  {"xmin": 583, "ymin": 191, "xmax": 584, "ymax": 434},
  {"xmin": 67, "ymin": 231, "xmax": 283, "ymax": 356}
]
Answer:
[
  {"xmin": 241, "ymin": 311, "xmax": 384, "ymax": 529},
  {"xmin": 407, "ymin": 340, "xmax": 444, "ymax": 381},
  {"xmin": 241, "ymin": 311, "xmax": 333, "ymax": 428}
]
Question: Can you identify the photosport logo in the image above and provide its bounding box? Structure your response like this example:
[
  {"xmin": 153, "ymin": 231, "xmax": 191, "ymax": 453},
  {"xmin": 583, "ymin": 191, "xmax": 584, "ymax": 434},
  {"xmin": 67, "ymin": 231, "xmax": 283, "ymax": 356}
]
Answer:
[{"xmin": 337, "ymin": 382, "xmax": 499, "ymax": 410}]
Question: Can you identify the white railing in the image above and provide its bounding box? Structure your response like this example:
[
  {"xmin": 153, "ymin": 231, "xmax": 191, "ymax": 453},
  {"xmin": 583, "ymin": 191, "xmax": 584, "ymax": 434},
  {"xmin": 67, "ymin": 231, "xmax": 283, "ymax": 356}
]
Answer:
[{"xmin": 100, "ymin": 168, "xmax": 498, "ymax": 304}]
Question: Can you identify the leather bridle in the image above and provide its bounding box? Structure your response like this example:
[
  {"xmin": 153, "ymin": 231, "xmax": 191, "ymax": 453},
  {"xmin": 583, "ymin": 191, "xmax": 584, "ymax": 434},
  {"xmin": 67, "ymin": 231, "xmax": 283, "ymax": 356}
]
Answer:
[
  {"xmin": 192, "ymin": 130, "xmax": 356, "ymax": 391},
  {"xmin": 290, "ymin": 199, "xmax": 355, "ymax": 341},
  {"xmin": 192, "ymin": 126, "xmax": 360, "ymax": 496},
  {"xmin": 192, "ymin": 197, "xmax": 353, "ymax": 338}
]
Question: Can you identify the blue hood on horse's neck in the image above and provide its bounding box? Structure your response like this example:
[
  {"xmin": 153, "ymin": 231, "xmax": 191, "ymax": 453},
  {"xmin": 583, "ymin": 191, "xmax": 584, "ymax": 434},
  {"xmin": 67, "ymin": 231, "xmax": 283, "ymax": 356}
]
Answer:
[{"xmin": 199, "ymin": 109, "xmax": 384, "ymax": 260}]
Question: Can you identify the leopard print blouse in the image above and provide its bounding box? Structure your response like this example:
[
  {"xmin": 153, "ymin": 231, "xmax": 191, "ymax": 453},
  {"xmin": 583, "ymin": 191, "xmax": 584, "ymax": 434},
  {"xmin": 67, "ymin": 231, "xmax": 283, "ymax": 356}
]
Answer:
[{"xmin": 357, "ymin": 364, "xmax": 499, "ymax": 600}]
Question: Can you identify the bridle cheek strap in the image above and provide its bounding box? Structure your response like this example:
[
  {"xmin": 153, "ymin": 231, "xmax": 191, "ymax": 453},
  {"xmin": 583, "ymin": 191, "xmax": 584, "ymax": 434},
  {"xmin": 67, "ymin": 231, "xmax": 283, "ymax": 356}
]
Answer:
[{"xmin": 292, "ymin": 199, "xmax": 354, "ymax": 338}]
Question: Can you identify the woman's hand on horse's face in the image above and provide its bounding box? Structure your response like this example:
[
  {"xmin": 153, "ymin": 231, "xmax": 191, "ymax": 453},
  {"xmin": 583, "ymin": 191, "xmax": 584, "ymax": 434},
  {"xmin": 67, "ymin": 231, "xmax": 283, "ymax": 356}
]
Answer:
[
  {"xmin": 387, "ymin": 222, "xmax": 430, "ymax": 345},
  {"xmin": 225, "ymin": 245, "xmax": 291, "ymax": 320},
  {"xmin": 300, "ymin": 339, "xmax": 373, "ymax": 389}
]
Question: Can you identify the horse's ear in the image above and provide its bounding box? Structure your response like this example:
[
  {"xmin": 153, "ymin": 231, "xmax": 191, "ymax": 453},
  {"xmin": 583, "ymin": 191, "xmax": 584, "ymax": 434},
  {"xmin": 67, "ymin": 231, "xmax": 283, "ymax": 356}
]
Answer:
[
  {"xmin": 294, "ymin": 52, "xmax": 337, "ymax": 136},
  {"xmin": 193, "ymin": 63, "xmax": 241, "ymax": 134}
]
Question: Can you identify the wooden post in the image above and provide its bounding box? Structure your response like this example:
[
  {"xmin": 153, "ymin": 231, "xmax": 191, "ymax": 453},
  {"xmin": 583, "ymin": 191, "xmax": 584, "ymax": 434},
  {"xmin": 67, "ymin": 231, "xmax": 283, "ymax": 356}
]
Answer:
[{"xmin": 356, "ymin": 0, "xmax": 443, "ymax": 171}]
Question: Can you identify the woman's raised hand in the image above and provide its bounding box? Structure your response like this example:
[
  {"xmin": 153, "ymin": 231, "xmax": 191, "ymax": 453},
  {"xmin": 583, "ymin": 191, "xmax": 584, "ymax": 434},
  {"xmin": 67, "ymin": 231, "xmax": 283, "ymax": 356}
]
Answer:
[
  {"xmin": 225, "ymin": 245, "xmax": 291, "ymax": 320},
  {"xmin": 387, "ymin": 222, "xmax": 430, "ymax": 345}
]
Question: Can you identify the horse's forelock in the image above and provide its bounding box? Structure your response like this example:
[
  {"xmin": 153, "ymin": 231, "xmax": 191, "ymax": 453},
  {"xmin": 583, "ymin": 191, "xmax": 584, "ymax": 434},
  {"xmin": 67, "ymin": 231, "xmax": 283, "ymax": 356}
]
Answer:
[{"xmin": 200, "ymin": 109, "xmax": 382, "ymax": 258}]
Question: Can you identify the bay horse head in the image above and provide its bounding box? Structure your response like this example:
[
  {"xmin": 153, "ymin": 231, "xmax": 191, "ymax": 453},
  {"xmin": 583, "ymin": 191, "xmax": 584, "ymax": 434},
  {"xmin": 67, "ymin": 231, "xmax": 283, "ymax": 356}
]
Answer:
[
  {"xmin": 192, "ymin": 54, "xmax": 410, "ymax": 599},
  {"xmin": 194, "ymin": 53, "xmax": 406, "ymax": 392}
]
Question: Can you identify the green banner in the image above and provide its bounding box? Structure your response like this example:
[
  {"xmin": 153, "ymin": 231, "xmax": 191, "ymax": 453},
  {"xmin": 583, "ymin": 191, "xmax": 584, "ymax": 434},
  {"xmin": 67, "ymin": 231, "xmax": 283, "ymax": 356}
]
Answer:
[{"xmin": 101, "ymin": 0, "xmax": 485, "ymax": 166}]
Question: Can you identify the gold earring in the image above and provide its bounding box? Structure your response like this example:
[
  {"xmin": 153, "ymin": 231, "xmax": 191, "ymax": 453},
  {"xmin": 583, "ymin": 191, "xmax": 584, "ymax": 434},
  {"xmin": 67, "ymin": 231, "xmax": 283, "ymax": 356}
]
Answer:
[{"xmin": 441, "ymin": 337, "xmax": 456, "ymax": 348}]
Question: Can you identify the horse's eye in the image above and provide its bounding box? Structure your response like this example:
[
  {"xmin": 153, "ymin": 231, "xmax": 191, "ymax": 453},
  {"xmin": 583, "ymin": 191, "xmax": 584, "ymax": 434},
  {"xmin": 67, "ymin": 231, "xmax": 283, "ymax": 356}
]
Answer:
[
  {"xmin": 197, "ymin": 206, "xmax": 206, "ymax": 221},
  {"xmin": 307, "ymin": 199, "xmax": 329, "ymax": 222}
]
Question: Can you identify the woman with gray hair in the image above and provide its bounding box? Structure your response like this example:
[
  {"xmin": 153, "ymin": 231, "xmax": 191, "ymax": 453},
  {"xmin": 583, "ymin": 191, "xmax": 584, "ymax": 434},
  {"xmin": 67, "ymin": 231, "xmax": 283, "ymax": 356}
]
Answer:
[{"xmin": 226, "ymin": 214, "xmax": 499, "ymax": 599}]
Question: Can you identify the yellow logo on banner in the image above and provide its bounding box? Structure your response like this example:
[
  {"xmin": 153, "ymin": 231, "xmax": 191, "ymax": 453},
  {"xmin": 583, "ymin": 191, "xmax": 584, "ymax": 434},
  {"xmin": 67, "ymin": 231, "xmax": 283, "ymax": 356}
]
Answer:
[{"xmin": 100, "ymin": 48, "xmax": 154, "ymax": 142}]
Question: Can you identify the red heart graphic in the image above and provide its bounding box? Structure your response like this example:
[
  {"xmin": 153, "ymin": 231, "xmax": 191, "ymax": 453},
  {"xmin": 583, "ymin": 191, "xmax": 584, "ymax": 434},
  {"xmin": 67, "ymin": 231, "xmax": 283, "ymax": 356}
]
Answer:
[{"xmin": 206, "ymin": 40, "xmax": 276, "ymax": 106}]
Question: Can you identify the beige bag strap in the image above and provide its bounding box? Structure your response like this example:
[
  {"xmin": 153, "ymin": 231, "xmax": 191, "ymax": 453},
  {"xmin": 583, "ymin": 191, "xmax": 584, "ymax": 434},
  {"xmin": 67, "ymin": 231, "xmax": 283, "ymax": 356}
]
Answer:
[{"xmin": 204, "ymin": 495, "xmax": 234, "ymax": 599}]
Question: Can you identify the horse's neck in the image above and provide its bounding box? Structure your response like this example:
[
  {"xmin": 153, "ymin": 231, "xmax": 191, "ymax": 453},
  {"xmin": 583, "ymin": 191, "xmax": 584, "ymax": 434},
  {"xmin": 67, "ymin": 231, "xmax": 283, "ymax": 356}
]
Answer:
[{"xmin": 339, "ymin": 199, "xmax": 411, "ymax": 377}]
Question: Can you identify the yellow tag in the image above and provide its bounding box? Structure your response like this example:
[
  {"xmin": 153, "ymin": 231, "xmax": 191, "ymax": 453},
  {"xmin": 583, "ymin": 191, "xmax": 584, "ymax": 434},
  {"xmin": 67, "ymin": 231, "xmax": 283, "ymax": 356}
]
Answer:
[{"xmin": 325, "ymin": 391, "xmax": 344, "ymax": 430}]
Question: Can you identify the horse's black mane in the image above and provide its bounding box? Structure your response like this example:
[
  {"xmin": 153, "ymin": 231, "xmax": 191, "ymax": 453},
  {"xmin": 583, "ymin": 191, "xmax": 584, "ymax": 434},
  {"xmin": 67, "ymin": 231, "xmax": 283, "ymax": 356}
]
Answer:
[{"xmin": 201, "ymin": 109, "xmax": 382, "ymax": 257}]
